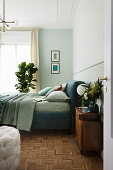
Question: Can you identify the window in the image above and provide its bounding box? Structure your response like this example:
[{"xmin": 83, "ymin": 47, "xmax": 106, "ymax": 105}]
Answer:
[{"xmin": 0, "ymin": 44, "xmax": 31, "ymax": 93}]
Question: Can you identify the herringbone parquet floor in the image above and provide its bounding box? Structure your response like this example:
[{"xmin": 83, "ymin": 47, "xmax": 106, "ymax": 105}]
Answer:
[{"xmin": 17, "ymin": 130, "xmax": 103, "ymax": 170}]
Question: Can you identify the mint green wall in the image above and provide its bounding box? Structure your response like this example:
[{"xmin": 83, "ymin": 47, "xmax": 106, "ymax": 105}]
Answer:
[{"xmin": 39, "ymin": 29, "xmax": 73, "ymax": 89}]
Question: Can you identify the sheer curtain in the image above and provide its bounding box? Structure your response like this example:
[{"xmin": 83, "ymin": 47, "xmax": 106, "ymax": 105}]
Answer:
[
  {"xmin": 0, "ymin": 44, "xmax": 31, "ymax": 93},
  {"xmin": 0, "ymin": 31, "xmax": 31, "ymax": 93},
  {"xmin": 0, "ymin": 30, "xmax": 40, "ymax": 93},
  {"xmin": 31, "ymin": 28, "xmax": 40, "ymax": 92}
]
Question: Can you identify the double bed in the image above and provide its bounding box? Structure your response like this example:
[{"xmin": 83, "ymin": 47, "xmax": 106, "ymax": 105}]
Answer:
[{"xmin": 0, "ymin": 80, "xmax": 84, "ymax": 132}]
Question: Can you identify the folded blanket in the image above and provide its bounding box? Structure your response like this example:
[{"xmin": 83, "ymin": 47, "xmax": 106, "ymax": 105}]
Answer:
[
  {"xmin": 0, "ymin": 94, "xmax": 18, "ymax": 123},
  {"xmin": 1, "ymin": 93, "xmax": 41, "ymax": 131}
]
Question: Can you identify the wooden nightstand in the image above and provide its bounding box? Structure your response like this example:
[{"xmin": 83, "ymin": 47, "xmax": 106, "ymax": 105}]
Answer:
[{"xmin": 75, "ymin": 107, "xmax": 103, "ymax": 153}]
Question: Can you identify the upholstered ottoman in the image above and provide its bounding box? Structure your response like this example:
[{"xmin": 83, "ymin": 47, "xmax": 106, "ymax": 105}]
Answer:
[{"xmin": 0, "ymin": 126, "xmax": 20, "ymax": 170}]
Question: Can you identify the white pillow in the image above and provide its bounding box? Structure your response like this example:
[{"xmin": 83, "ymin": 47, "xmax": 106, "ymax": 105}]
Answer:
[
  {"xmin": 61, "ymin": 83, "xmax": 67, "ymax": 92},
  {"xmin": 45, "ymin": 91, "xmax": 70, "ymax": 102}
]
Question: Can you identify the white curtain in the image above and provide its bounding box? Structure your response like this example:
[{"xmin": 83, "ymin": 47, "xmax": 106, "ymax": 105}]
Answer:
[
  {"xmin": 0, "ymin": 31, "xmax": 31, "ymax": 93},
  {"xmin": 31, "ymin": 28, "xmax": 40, "ymax": 92}
]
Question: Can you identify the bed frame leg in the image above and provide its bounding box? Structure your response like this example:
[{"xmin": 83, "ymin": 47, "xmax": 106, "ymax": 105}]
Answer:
[
  {"xmin": 67, "ymin": 130, "xmax": 71, "ymax": 135},
  {"xmin": 67, "ymin": 129, "xmax": 75, "ymax": 137}
]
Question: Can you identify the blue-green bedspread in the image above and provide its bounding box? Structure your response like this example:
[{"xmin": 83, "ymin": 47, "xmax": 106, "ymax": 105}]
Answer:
[{"xmin": 0, "ymin": 93, "xmax": 40, "ymax": 131}]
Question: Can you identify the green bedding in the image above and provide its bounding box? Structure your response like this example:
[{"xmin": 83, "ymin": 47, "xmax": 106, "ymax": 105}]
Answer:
[{"xmin": 0, "ymin": 93, "xmax": 41, "ymax": 131}]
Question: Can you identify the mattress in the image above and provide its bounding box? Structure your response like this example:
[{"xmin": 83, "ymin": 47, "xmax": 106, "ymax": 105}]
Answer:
[{"xmin": 34, "ymin": 101, "xmax": 70, "ymax": 112}]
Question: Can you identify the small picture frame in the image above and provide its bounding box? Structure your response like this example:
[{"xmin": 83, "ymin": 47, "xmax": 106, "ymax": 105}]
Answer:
[
  {"xmin": 51, "ymin": 63, "xmax": 60, "ymax": 74},
  {"xmin": 51, "ymin": 50, "xmax": 60, "ymax": 62}
]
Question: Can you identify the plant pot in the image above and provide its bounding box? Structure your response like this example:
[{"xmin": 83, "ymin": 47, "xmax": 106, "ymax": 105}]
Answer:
[
  {"xmin": 82, "ymin": 107, "xmax": 89, "ymax": 112},
  {"xmin": 88, "ymin": 102, "xmax": 99, "ymax": 113}
]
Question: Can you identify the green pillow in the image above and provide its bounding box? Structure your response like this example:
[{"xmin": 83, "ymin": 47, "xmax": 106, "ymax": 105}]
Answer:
[{"xmin": 39, "ymin": 87, "xmax": 52, "ymax": 96}]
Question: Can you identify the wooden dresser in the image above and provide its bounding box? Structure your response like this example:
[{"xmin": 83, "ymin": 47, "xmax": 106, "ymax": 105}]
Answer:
[{"xmin": 75, "ymin": 107, "xmax": 103, "ymax": 153}]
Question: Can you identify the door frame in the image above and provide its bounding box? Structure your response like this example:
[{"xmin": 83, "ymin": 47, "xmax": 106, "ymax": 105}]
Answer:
[{"xmin": 104, "ymin": 0, "xmax": 113, "ymax": 170}]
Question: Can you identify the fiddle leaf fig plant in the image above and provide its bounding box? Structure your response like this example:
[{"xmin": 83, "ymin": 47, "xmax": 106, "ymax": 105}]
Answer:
[{"xmin": 15, "ymin": 62, "xmax": 38, "ymax": 93}]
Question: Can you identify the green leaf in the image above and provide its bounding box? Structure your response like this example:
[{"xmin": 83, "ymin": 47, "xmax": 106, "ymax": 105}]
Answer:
[{"xmin": 15, "ymin": 62, "xmax": 38, "ymax": 93}]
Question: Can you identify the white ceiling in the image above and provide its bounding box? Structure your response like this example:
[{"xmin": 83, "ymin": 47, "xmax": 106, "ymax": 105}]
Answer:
[{"xmin": 0, "ymin": 0, "xmax": 79, "ymax": 29}]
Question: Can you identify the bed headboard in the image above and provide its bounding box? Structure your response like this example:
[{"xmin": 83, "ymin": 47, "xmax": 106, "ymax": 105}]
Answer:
[{"xmin": 66, "ymin": 80, "xmax": 85, "ymax": 130}]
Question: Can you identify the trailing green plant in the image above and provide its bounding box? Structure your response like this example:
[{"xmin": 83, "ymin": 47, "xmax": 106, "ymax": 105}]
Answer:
[{"xmin": 15, "ymin": 62, "xmax": 38, "ymax": 93}]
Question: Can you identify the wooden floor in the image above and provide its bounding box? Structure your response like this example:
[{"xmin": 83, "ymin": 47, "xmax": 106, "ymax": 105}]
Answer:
[{"xmin": 17, "ymin": 130, "xmax": 103, "ymax": 170}]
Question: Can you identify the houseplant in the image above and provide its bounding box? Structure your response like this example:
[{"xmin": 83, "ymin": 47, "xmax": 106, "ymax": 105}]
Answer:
[
  {"xmin": 78, "ymin": 79, "xmax": 103, "ymax": 112},
  {"xmin": 15, "ymin": 62, "xmax": 38, "ymax": 93}
]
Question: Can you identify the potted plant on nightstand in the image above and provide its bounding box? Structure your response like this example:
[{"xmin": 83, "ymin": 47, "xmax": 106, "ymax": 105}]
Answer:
[{"xmin": 77, "ymin": 78, "xmax": 103, "ymax": 113}]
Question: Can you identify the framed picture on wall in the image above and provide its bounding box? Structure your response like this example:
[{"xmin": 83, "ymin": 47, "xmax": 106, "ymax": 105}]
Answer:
[
  {"xmin": 51, "ymin": 63, "xmax": 60, "ymax": 74},
  {"xmin": 51, "ymin": 50, "xmax": 60, "ymax": 62}
]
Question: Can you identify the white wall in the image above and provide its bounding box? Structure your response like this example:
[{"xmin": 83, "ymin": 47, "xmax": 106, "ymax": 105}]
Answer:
[
  {"xmin": 73, "ymin": 0, "xmax": 104, "ymax": 83},
  {"xmin": 73, "ymin": 62, "xmax": 104, "ymax": 83}
]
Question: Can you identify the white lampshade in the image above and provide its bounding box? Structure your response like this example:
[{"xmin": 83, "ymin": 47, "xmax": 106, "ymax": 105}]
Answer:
[{"xmin": 77, "ymin": 84, "xmax": 86, "ymax": 96}]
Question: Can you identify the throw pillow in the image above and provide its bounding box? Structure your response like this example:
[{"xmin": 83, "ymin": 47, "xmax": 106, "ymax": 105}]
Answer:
[
  {"xmin": 46, "ymin": 85, "xmax": 62, "ymax": 96},
  {"xmin": 45, "ymin": 91, "xmax": 70, "ymax": 102},
  {"xmin": 38, "ymin": 87, "xmax": 52, "ymax": 96},
  {"xmin": 61, "ymin": 83, "xmax": 67, "ymax": 92}
]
